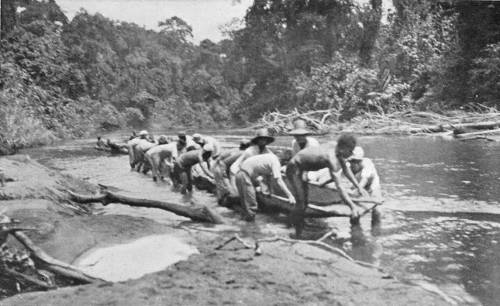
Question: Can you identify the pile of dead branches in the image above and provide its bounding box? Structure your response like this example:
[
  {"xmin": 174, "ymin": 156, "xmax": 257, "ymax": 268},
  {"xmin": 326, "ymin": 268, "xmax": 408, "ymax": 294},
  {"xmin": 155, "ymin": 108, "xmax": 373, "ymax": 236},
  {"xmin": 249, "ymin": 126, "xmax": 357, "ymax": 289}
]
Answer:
[
  {"xmin": 259, "ymin": 108, "xmax": 333, "ymax": 135},
  {"xmin": 258, "ymin": 104, "xmax": 500, "ymax": 139},
  {"xmin": 0, "ymin": 213, "xmax": 104, "ymax": 298}
]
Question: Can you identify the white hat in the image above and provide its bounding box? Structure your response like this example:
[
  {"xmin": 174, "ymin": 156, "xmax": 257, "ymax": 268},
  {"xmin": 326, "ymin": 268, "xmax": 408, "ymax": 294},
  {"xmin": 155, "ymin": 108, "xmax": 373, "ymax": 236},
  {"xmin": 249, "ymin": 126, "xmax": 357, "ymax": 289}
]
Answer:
[
  {"xmin": 138, "ymin": 130, "xmax": 148, "ymax": 136},
  {"xmin": 192, "ymin": 133, "xmax": 202, "ymax": 141},
  {"xmin": 348, "ymin": 146, "xmax": 364, "ymax": 161}
]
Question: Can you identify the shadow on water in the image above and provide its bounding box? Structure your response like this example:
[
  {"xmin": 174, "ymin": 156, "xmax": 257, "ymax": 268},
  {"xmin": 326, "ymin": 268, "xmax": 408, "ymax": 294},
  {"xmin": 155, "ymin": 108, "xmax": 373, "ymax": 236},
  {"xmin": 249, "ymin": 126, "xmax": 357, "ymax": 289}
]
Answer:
[{"xmin": 23, "ymin": 133, "xmax": 500, "ymax": 305}]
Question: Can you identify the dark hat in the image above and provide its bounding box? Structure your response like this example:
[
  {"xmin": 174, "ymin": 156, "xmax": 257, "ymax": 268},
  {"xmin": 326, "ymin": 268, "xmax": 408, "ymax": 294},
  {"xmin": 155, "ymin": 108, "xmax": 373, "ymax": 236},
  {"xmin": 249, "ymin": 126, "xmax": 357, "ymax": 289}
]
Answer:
[
  {"xmin": 158, "ymin": 135, "xmax": 168, "ymax": 145},
  {"xmin": 288, "ymin": 119, "xmax": 310, "ymax": 136},
  {"xmin": 251, "ymin": 128, "xmax": 275, "ymax": 145}
]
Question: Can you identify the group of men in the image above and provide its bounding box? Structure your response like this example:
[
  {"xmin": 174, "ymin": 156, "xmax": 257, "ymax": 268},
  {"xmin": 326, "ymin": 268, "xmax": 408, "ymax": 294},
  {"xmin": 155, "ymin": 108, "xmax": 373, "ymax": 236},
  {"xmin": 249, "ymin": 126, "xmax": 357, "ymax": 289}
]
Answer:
[
  {"xmin": 124, "ymin": 119, "xmax": 381, "ymax": 237},
  {"xmin": 126, "ymin": 130, "xmax": 219, "ymax": 194}
]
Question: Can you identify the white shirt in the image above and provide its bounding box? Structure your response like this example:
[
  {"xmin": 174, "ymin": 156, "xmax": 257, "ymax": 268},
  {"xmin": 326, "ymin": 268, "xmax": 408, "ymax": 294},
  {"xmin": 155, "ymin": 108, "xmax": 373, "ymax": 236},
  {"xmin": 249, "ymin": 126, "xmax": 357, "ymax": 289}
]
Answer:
[
  {"xmin": 353, "ymin": 158, "xmax": 381, "ymax": 198},
  {"xmin": 230, "ymin": 145, "xmax": 272, "ymax": 175}
]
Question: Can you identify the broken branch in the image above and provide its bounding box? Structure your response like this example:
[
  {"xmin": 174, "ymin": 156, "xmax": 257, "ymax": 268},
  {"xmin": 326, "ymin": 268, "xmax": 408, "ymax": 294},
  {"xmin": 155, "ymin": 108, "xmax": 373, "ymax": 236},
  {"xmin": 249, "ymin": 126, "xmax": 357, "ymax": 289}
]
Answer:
[
  {"xmin": 11, "ymin": 231, "xmax": 106, "ymax": 284},
  {"xmin": 68, "ymin": 190, "xmax": 224, "ymax": 224}
]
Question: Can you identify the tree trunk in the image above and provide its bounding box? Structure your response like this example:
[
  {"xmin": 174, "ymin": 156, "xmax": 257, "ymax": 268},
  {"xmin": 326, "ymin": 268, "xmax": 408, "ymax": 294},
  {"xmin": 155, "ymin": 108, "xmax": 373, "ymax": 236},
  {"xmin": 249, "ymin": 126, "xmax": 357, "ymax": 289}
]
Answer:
[
  {"xmin": 69, "ymin": 190, "xmax": 224, "ymax": 224},
  {"xmin": 11, "ymin": 231, "xmax": 106, "ymax": 284},
  {"xmin": 409, "ymin": 121, "xmax": 500, "ymax": 134}
]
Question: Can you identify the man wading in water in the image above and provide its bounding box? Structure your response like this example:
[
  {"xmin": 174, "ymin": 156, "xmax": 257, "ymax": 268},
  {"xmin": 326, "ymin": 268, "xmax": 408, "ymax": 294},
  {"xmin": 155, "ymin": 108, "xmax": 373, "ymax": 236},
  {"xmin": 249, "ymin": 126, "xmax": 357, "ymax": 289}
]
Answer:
[
  {"xmin": 126, "ymin": 130, "xmax": 149, "ymax": 170},
  {"xmin": 235, "ymin": 153, "xmax": 296, "ymax": 222},
  {"xmin": 212, "ymin": 139, "xmax": 251, "ymax": 206},
  {"xmin": 286, "ymin": 134, "xmax": 368, "ymax": 238},
  {"xmin": 347, "ymin": 146, "xmax": 382, "ymax": 225},
  {"xmin": 230, "ymin": 128, "xmax": 274, "ymax": 175},
  {"xmin": 171, "ymin": 144, "xmax": 214, "ymax": 194}
]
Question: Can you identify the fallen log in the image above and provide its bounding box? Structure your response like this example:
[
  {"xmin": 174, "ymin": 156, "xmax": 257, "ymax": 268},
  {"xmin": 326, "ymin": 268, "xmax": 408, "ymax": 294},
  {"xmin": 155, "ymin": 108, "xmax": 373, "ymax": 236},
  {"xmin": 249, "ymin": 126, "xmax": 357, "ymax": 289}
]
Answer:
[
  {"xmin": 68, "ymin": 190, "xmax": 224, "ymax": 224},
  {"xmin": 10, "ymin": 231, "xmax": 105, "ymax": 284},
  {"xmin": 410, "ymin": 121, "xmax": 500, "ymax": 134},
  {"xmin": 454, "ymin": 128, "xmax": 500, "ymax": 139},
  {"xmin": 3, "ymin": 267, "xmax": 55, "ymax": 289}
]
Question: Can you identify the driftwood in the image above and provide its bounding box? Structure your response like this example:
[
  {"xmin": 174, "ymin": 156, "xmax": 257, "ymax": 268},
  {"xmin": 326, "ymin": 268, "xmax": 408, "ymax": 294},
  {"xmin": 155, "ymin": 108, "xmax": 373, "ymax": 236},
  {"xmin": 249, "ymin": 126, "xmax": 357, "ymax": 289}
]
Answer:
[
  {"xmin": 11, "ymin": 231, "xmax": 106, "ymax": 284},
  {"xmin": 409, "ymin": 120, "xmax": 500, "ymax": 134},
  {"xmin": 260, "ymin": 108, "xmax": 332, "ymax": 135},
  {"xmin": 68, "ymin": 190, "xmax": 224, "ymax": 224},
  {"xmin": 3, "ymin": 267, "xmax": 55, "ymax": 289},
  {"xmin": 454, "ymin": 127, "xmax": 500, "ymax": 139},
  {"xmin": 215, "ymin": 234, "xmax": 354, "ymax": 261}
]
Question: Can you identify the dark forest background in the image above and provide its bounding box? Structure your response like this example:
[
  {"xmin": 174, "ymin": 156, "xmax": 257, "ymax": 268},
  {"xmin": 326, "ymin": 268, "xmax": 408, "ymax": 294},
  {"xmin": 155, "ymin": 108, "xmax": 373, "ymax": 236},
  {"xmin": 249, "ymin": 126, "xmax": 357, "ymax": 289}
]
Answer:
[{"xmin": 1, "ymin": 0, "xmax": 499, "ymax": 152}]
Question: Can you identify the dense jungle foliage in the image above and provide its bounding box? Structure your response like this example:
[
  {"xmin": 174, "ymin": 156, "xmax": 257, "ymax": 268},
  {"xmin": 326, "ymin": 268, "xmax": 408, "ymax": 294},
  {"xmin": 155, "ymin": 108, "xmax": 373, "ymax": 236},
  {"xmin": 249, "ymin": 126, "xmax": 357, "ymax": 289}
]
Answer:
[{"xmin": 1, "ymin": 0, "xmax": 499, "ymax": 153}]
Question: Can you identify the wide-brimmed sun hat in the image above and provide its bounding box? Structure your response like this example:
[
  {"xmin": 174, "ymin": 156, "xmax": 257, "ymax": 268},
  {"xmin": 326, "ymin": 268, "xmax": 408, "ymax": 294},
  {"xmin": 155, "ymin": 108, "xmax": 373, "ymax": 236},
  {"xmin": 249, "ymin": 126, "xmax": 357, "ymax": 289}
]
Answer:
[
  {"xmin": 347, "ymin": 146, "xmax": 364, "ymax": 161},
  {"xmin": 139, "ymin": 130, "xmax": 149, "ymax": 136},
  {"xmin": 251, "ymin": 128, "xmax": 275, "ymax": 145},
  {"xmin": 288, "ymin": 119, "xmax": 311, "ymax": 136}
]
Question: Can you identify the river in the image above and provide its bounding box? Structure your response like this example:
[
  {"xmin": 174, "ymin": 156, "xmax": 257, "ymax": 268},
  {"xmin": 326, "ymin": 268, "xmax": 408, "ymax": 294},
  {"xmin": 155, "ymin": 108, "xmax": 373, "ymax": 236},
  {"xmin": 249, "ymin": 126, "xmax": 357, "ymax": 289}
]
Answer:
[{"xmin": 24, "ymin": 132, "xmax": 500, "ymax": 305}]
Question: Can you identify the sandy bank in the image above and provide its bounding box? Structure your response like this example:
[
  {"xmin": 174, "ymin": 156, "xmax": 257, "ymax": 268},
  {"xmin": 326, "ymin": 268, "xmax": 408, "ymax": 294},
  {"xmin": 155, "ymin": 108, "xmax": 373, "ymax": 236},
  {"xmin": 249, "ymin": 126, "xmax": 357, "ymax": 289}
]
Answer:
[{"xmin": 3, "ymin": 234, "xmax": 449, "ymax": 305}]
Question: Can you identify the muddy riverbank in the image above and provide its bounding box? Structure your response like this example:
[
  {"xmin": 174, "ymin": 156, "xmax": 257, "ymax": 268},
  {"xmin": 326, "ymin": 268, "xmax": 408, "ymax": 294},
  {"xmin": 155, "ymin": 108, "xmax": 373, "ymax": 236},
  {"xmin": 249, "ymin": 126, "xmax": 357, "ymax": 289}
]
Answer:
[{"xmin": 0, "ymin": 148, "xmax": 453, "ymax": 305}]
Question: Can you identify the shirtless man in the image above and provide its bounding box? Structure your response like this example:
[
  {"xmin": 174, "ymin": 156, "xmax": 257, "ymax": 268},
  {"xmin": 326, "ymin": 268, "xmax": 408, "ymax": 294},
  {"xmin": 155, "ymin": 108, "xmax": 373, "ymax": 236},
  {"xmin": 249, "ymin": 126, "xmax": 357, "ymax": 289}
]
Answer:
[
  {"xmin": 171, "ymin": 144, "xmax": 214, "ymax": 194},
  {"xmin": 212, "ymin": 139, "xmax": 251, "ymax": 205},
  {"xmin": 127, "ymin": 130, "xmax": 149, "ymax": 169},
  {"xmin": 289, "ymin": 119, "xmax": 320, "ymax": 155},
  {"xmin": 235, "ymin": 153, "xmax": 296, "ymax": 221},
  {"xmin": 145, "ymin": 141, "xmax": 181, "ymax": 183},
  {"xmin": 286, "ymin": 134, "xmax": 368, "ymax": 237}
]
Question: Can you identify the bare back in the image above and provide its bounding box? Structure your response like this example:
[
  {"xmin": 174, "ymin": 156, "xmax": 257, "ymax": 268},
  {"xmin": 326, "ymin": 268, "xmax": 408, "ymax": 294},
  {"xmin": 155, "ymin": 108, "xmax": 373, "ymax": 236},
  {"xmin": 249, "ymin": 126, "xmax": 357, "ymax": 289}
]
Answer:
[{"xmin": 289, "ymin": 146, "xmax": 340, "ymax": 172}]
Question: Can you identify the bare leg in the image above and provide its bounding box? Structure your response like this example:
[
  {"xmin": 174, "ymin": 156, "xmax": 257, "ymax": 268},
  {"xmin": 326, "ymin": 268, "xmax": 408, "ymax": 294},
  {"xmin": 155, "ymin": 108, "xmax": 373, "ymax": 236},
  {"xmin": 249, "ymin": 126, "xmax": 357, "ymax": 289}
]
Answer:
[{"xmin": 286, "ymin": 164, "xmax": 307, "ymax": 238}]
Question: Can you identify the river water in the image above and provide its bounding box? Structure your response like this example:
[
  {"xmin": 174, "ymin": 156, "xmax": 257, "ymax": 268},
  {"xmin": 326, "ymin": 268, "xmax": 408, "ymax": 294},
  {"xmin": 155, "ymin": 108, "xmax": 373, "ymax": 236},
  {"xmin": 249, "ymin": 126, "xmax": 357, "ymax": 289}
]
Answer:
[{"xmin": 24, "ymin": 133, "xmax": 500, "ymax": 305}]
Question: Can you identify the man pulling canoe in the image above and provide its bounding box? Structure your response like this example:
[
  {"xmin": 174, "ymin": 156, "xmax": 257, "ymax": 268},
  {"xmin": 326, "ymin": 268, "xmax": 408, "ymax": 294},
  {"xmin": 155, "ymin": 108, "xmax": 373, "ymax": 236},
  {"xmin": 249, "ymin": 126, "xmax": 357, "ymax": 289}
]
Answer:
[
  {"xmin": 145, "ymin": 140, "xmax": 182, "ymax": 183},
  {"xmin": 230, "ymin": 128, "xmax": 274, "ymax": 175},
  {"xmin": 171, "ymin": 144, "xmax": 215, "ymax": 194},
  {"xmin": 133, "ymin": 135, "xmax": 168, "ymax": 173},
  {"xmin": 192, "ymin": 133, "xmax": 221, "ymax": 159},
  {"xmin": 235, "ymin": 153, "xmax": 296, "ymax": 221},
  {"xmin": 347, "ymin": 146, "xmax": 382, "ymax": 224},
  {"xmin": 126, "ymin": 130, "xmax": 150, "ymax": 170},
  {"xmin": 212, "ymin": 139, "xmax": 251, "ymax": 205},
  {"xmin": 286, "ymin": 134, "xmax": 368, "ymax": 237},
  {"xmin": 177, "ymin": 132, "xmax": 199, "ymax": 153}
]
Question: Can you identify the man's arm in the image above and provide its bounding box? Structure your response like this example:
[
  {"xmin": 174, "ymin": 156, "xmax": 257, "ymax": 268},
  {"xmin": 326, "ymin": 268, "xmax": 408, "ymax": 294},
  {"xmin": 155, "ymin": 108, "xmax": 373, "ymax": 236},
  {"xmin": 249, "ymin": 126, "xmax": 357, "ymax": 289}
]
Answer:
[
  {"xmin": 271, "ymin": 157, "xmax": 295, "ymax": 204},
  {"xmin": 197, "ymin": 152, "xmax": 214, "ymax": 179},
  {"xmin": 275, "ymin": 177, "xmax": 296, "ymax": 204},
  {"xmin": 330, "ymin": 171, "xmax": 361, "ymax": 217},
  {"xmin": 340, "ymin": 158, "xmax": 368, "ymax": 196},
  {"xmin": 229, "ymin": 153, "xmax": 247, "ymax": 175}
]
